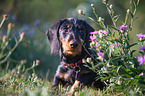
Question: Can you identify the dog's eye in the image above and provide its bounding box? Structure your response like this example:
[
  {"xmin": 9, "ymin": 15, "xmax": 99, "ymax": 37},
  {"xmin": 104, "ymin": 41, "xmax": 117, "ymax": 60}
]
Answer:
[
  {"xmin": 63, "ymin": 25, "xmax": 70, "ymax": 32},
  {"xmin": 63, "ymin": 27, "xmax": 69, "ymax": 32},
  {"xmin": 79, "ymin": 29, "xmax": 84, "ymax": 34}
]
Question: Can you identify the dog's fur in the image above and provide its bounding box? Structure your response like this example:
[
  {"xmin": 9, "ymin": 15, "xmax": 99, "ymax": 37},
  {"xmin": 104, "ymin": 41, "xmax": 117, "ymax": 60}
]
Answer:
[{"xmin": 46, "ymin": 18, "xmax": 105, "ymax": 94}]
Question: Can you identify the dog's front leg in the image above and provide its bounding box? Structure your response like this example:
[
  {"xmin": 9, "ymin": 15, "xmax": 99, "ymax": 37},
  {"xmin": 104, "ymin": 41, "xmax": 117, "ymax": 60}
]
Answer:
[
  {"xmin": 52, "ymin": 75, "xmax": 61, "ymax": 90},
  {"xmin": 69, "ymin": 80, "xmax": 80, "ymax": 95},
  {"xmin": 52, "ymin": 64, "xmax": 68, "ymax": 90}
]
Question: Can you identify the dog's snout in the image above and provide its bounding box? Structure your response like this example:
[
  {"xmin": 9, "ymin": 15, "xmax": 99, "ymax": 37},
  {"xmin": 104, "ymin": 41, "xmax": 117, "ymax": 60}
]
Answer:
[{"xmin": 69, "ymin": 41, "xmax": 79, "ymax": 49}]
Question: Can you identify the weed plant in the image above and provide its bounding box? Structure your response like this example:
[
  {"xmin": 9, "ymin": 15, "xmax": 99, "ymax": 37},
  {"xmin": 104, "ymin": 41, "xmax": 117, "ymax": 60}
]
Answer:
[{"xmin": 79, "ymin": 0, "xmax": 145, "ymax": 95}]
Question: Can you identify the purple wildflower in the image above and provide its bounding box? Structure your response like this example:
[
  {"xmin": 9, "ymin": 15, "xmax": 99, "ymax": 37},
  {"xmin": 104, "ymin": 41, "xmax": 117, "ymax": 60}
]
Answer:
[
  {"xmin": 137, "ymin": 33, "xmax": 145, "ymax": 41},
  {"xmin": 90, "ymin": 31, "xmax": 98, "ymax": 35},
  {"xmin": 100, "ymin": 30, "xmax": 108, "ymax": 35},
  {"xmin": 139, "ymin": 46, "xmax": 145, "ymax": 50},
  {"xmin": 137, "ymin": 55, "xmax": 145, "ymax": 65},
  {"xmin": 97, "ymin": 52, "xmax": 104, "ymax": 60},
  {"xmin": 96, "ymin": 45, "xmax": 100, "ymax": 51},
  {"xmin": 119, "ymin": 25, "xmax": 127, "ymax": 32},
  {"xmin": 136, "ymin": 33, "xmax": 145, "ymax": 38},
  {"xmin": 90, "ymin": 36, "xmax": 96, "ymax": 41},
  {"xmin": 110, "ymin": 44, "xmax": 114, "ymax": 47},
  {"xmin": 98, "ymin": 30, "xmax": 108, "ymax": 38},
  {"xmin": 97, "ymin": 52, "xmax": 104, "ymax": 57}
]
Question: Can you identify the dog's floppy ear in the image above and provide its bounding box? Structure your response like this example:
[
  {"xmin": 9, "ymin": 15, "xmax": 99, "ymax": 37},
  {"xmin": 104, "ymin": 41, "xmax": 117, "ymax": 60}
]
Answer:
[
  {"xmin": 83, "ymin": 21, "xmax": 95, "ymax": 49},
  {"xmin": 46, "ymin": 20, "xmax": 63, "ymax": 54}
]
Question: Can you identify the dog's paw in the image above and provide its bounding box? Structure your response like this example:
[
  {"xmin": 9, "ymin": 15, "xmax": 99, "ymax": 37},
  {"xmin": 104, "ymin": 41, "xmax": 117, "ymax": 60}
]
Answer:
[
  {"xmin": 68, "ymin": 80, "xmax": 80, "ymax": 95},
  {"xmin": 51, "ymin": 85, "xmax": 58, "ymax": 90}
]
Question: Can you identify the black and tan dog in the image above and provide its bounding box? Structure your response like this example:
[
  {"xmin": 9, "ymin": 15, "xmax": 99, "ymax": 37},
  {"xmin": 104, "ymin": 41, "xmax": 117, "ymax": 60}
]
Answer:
[{"xmin": 46, "ymin": 18, "xmax": 105, "ymax": 94}]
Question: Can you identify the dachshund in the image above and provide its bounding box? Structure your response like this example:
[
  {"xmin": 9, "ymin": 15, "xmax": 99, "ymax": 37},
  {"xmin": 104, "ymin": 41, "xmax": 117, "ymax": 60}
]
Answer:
[{"xmin": 46, "ymin": 18, "xmax": 105, "ymax": 94}]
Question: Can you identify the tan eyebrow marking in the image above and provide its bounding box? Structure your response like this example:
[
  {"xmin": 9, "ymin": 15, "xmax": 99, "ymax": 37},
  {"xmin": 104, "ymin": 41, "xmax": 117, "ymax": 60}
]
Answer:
[{"xmin": 67, "ymin": 25, "xmax": 70, "ymax": 28}]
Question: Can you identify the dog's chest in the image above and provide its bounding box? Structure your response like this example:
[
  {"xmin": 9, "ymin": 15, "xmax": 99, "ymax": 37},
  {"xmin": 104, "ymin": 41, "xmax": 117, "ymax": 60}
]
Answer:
[{"xmin": 56, "ymin": 64, "xmax": 75, "ymax": 83}]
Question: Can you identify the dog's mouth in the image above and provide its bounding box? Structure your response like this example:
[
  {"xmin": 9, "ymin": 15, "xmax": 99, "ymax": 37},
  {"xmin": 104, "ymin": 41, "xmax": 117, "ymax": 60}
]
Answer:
[
  {"xmin": 63, "ymin": 50, "xmax": 81, "ymax": 56},
  {"xmin": 65, "ymin": 50, "xmax": 80, "ymax": 53},
  {"xmin": 63, "ymin": 46, "xmax": 82, "ymax": 56}
]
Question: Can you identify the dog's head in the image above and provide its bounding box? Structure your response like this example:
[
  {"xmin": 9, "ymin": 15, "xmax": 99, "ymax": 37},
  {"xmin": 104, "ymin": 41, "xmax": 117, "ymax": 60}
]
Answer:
[{"xmin": 46, "ymin": 18, "xmax": 94, "ymax": 56}]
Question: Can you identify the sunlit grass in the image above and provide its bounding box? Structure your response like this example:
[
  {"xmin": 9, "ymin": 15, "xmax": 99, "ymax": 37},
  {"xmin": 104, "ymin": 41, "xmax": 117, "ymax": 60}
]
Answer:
[{"xmin": 0, "ymin": 69, "xmax": 125, "ymax": 96}]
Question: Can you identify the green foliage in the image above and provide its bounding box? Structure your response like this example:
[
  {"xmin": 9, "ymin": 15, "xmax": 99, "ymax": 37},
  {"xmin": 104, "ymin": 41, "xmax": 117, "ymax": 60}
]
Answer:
[
  {"xmin": 0, "ymin": 60, "xmax": 45, "ymax": 95},
  {"xmin": 0, "ymin": 15, "xmax": 25, "ymax": 65},
  {"xmin": 79, "ymin": 0, "xmax": 145, "ymax": 95}
]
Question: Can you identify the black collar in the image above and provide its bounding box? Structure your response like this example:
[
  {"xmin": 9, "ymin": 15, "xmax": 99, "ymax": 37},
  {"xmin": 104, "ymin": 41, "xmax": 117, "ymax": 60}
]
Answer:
[{"xmin": 61, "ymin": 60, "xmax": 82, "ymax": 69}]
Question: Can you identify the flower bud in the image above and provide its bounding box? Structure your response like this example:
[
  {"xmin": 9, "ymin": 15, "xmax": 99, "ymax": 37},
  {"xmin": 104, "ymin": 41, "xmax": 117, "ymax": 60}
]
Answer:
[
  {"xmin": 36, "ymin": 60, "xmax": 40, "ymax": 65},
  {"xmin": 127, "ymin": 9, "xmax": 130, "ymax": 13},
  {"xmin": 91, "ymin": 4, "xmax": 94, "ymax": 7},
  {"xmin": 103, "ymin": 0, "xmax": 108, "ymax": 2},
  {"xmin": 3, "ymin": 14, "xmax": 8, "ymax": 19},
  {"xmin": 21, "ymin": 60, "xmax": 24, "ymax": 64},
  {"xmin": 98, "ymin": 30, "xmax": 103, "ymax": 38},
  {"xmin": 140, "ymin": 72, "xmax": 143, "ymax": 76},
  {"xmin": 87, "ymin": 58, "xmax": 91, "ymax": 63},
  {"xmin": 2, "ymin": 36, "xmax": 7, "ymax": 42},
  {"xmin": 20, "ymin": 32, "xmax": 25, "ymax": 41},
  {"xmin": 78, "ymin": 9, "xmax": 83, "ymax": 14},
  {"xmin": 97, "ymin": 52, "xmax": 104, "ymax": 61},
  {"xmin": 90, "ymin": 41, "xmax": 95, "ymax": 47},
  {"xmin": 98, "ymin": 17, "xmax": 102, "ymax": 22},
  {"xmin": 140, "ymin": 38, "xmax": 143, "ymax": 41},
  {"xmin": 8, "ymin": 23, "xmax": 12, "ymax": 29},
  {"xmin": 109, "ymin": 4, "xmax": 112, "ymax": 9},
  {"xmin": 118, "ymin": 80, "xmax": 121, "ymax": 85}
]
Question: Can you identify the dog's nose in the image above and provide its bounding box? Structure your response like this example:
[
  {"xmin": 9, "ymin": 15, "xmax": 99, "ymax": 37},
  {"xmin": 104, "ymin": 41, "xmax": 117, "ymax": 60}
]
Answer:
[{"xmin": 69, "ymin": 41, "xmax": 79, "ymax": 48}]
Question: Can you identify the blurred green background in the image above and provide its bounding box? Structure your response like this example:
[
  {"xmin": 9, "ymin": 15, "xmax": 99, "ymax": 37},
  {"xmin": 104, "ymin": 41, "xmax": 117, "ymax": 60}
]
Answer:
[{"xmin": 0, "ymin": 0, "xmax": 145, "ymax": 80}]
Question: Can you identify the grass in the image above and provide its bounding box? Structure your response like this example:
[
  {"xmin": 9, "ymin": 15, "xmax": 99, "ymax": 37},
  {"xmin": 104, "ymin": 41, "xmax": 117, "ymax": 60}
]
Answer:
[
  {"xmin": 0, "ymin": 61, "xmax": 122, "ymax": 96},
  {"xmin": 0, "ymin": 62, "xmax": 49, "ymax": 96},
  {"xmin": 0, "ymin": 63, "xmax": 127, "ymax": 96}
]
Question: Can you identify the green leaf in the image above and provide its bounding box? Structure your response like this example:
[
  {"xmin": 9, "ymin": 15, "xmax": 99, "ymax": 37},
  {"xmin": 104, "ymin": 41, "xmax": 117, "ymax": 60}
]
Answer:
[
  {"xmin": 111, "ymin": 32, "xmax": 115, "ymax": 39},
  {"xmin": 125, "ymin": 68, "xmax": 131, "ymax": 72},
  {"xmin": 139, "ymin": 51, "xmax": 144, "ymax": 56},
  {"xmin": 129, "ymin": 12, "xmax": 134, "ymax": 18},
  {"xmin": 113, "ymin": 15, "xmax": 120, "ymax": 23},
  {"xmin": 114, "ymin": 86, "xmax": 123, "ymax": 91},
  {"xmin": 129, "ymin": 23, "xmax": 132, "ymax": 31},
  {"xmin": 128, "ymin": 43, "xmax": 137, "ymax": 49},
  {"xmin": 134, "ymin": 75, "xmax": 140, "ymax": 79},
  {"xmin": 115, "ymin": 39, "xmax": 121, "ymax": 43},
  {"xmin": 132, "ymin": 17, "xmax": 139, "ymax": 22},
  {"xmin": 130, "ymin": 50, "xmax": 136, "ymax": 57},
  {"xmin": 14, "ymin": 36, "xmax": 18, "ymax": 43},
  {"xmin": 122, "ymin": 74, "xmax": 131, "ymax": 78},
  {"xmin": 123, "ymin": 38, "xmax": 127, "ymax": 41},
  {"xmin": 127, "ymin": 34, "xmax": 130, "ymax": 40},
  {"xmin": 111, "ymin": 26, "xmax": 120, "ymax": 31},
  {"xmin": 101, "ymin": 76, "xmax": 109, "ymax": 81},
  {"xmin": 107, "ymin": 26, "xmax": 112, "ymax": 35},
  {"xmin": 87, "ymin": 17, "xmax": 94, "ymax": 21},
  {"xmin": 7, "ymin": 45, "xmax": 12, "ymax": 51}
]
